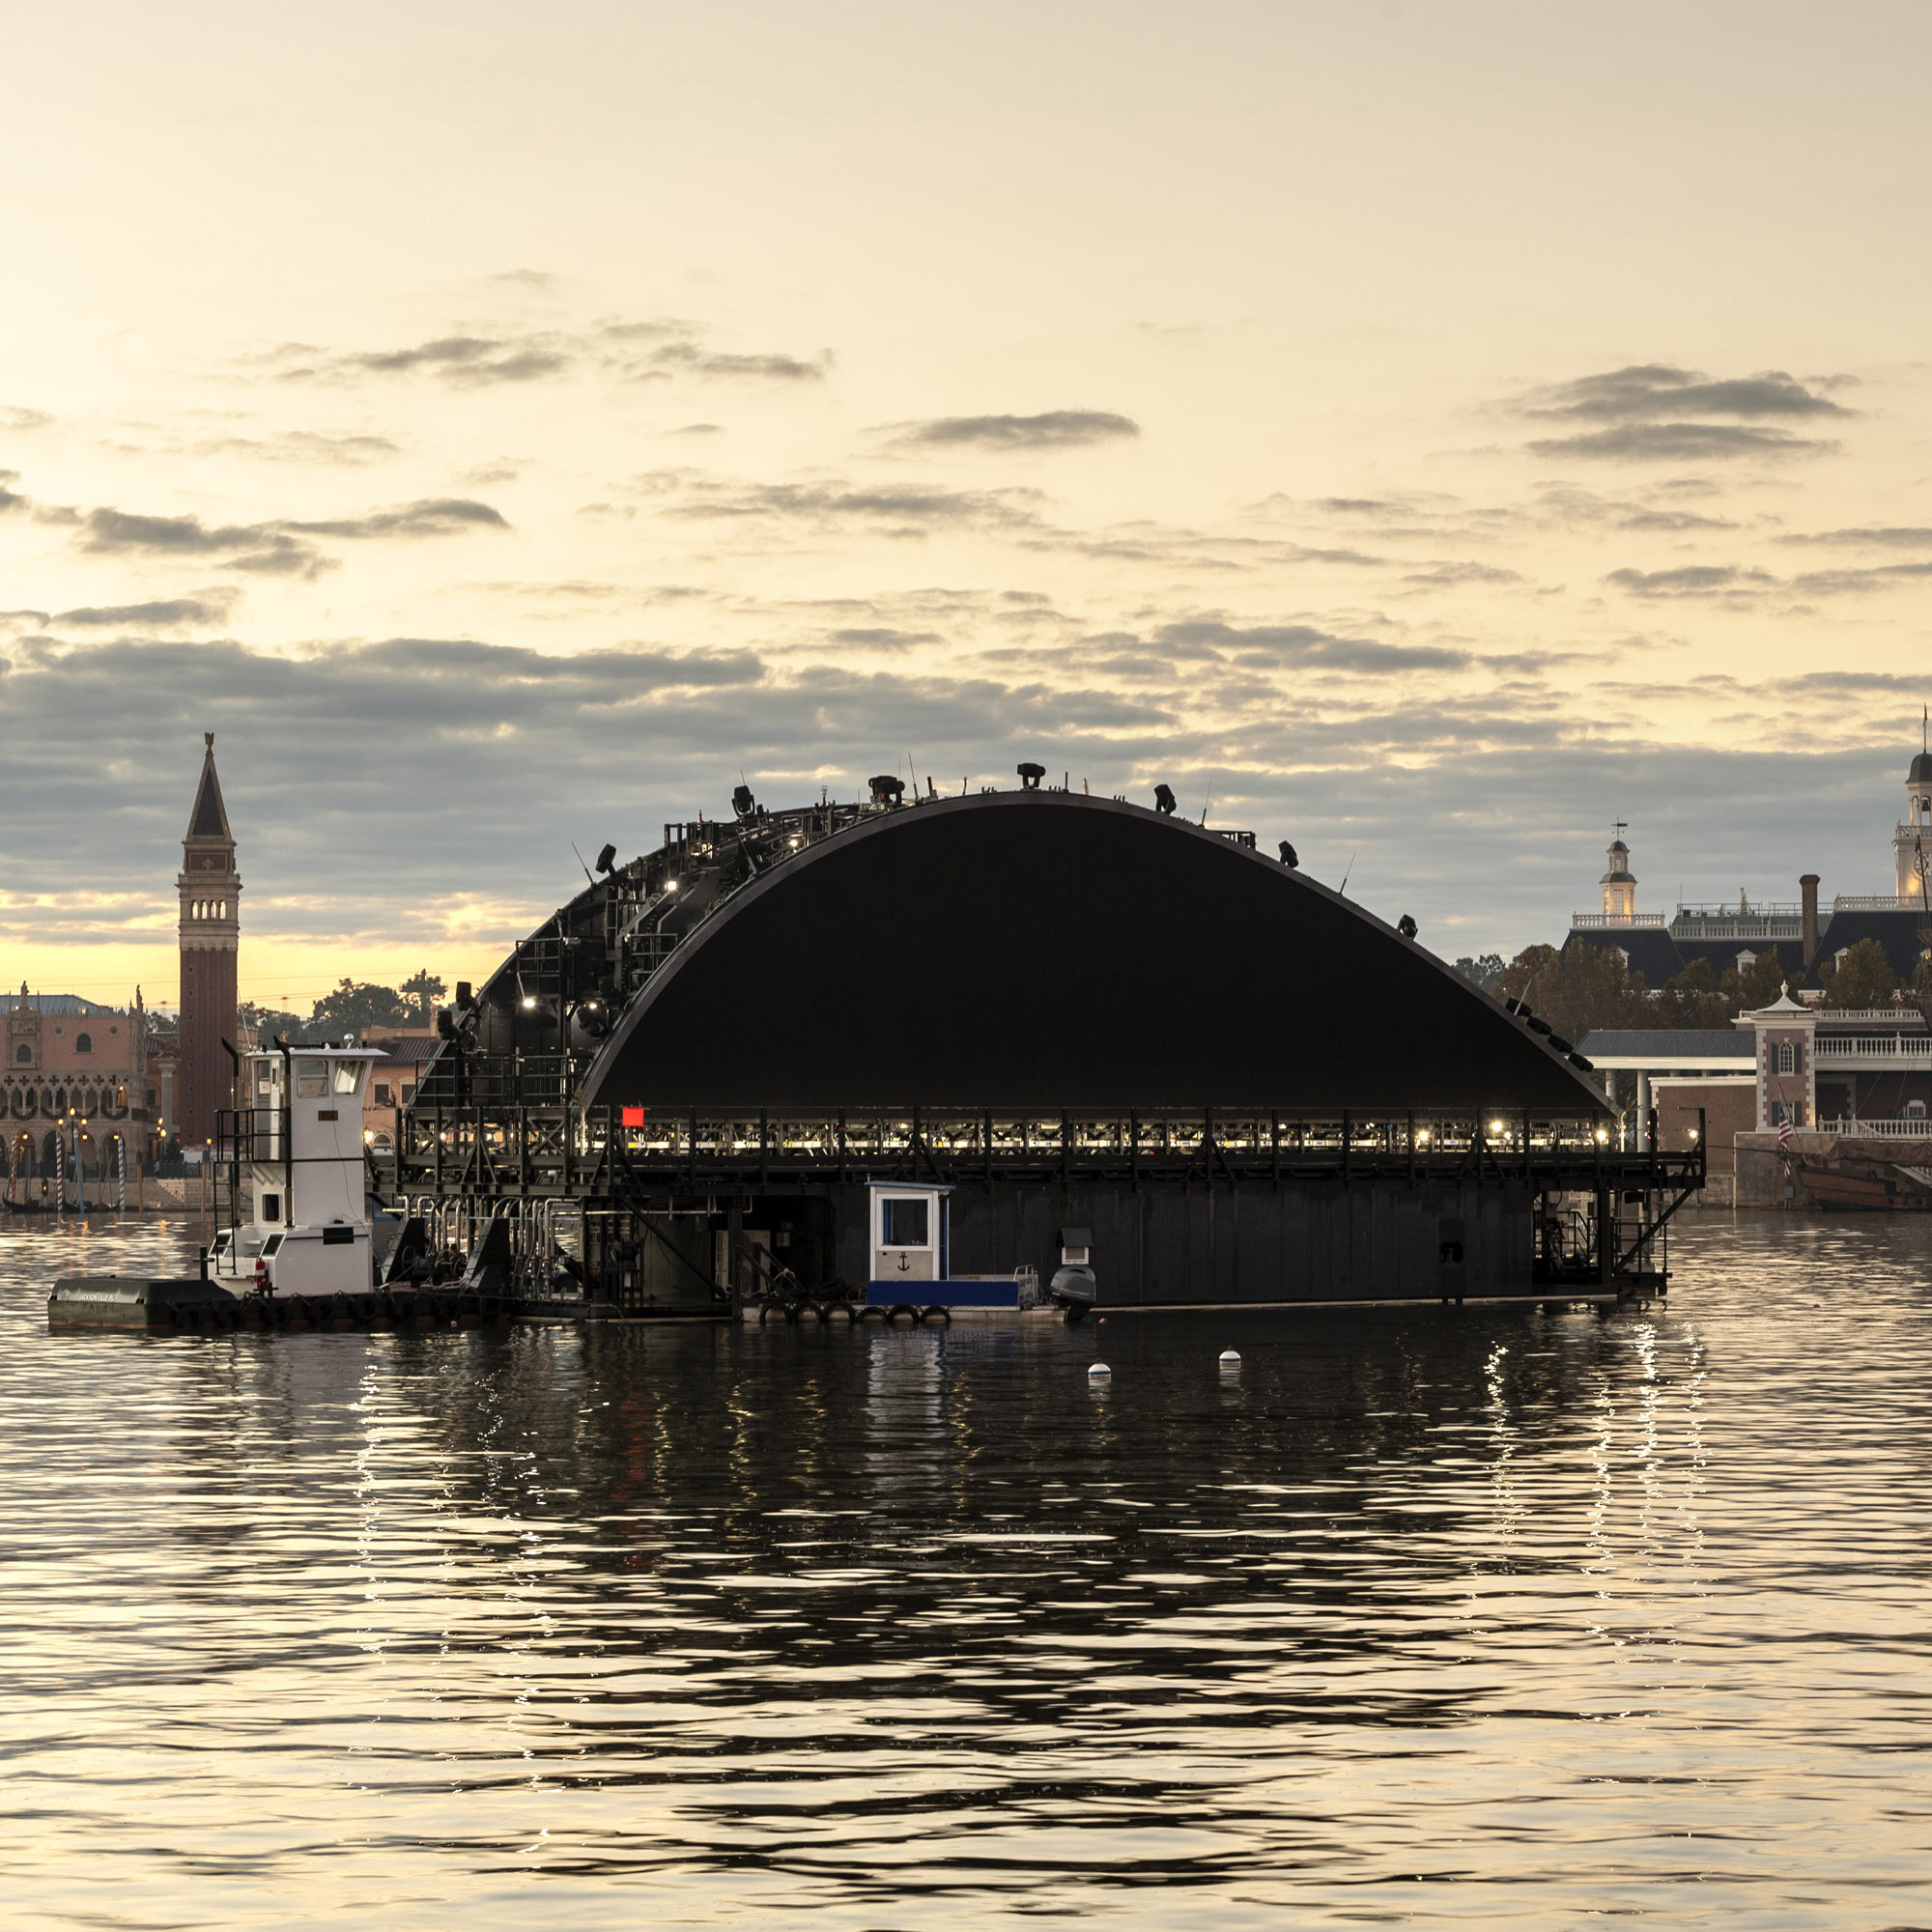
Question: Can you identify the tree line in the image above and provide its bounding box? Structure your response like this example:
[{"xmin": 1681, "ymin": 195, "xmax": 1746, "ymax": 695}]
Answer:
[
  {"xmin": 237, "ymin": 970, "xmax": 447, "ymax": 1044},
  {"xmin": 1453, "ymin": 940, "xmax": 1932, "ymax": 1042}
]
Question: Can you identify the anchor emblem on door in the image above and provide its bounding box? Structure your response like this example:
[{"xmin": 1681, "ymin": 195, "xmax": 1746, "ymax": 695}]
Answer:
[{"xmin": 895, "ymin": 1252, "xmax": 912, "ymax": 1273}]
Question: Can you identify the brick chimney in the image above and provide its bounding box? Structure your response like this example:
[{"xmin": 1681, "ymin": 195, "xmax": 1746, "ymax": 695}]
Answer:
[{"xmin": 1800, "ymin": 873, "xmax": 1821, "ymax": 970}]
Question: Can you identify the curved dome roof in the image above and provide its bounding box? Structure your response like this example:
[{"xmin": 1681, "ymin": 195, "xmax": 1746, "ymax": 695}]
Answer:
[
  {"xmin": 1910, "ymin": 750, "xmax": 1932, "ymax": 784},
  {"xmin": 581, "ymin": 793, "xmax": 1604, "ymax": 1116}
]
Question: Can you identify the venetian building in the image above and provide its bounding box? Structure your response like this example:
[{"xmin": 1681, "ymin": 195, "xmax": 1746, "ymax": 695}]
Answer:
[
  {"xmin": 4, "ymin": 987, "xmax": 149, "ymax": 1183},
  {"xmin": 177, "ymin": 734, "xmax": 242, "ymax": 1148}
]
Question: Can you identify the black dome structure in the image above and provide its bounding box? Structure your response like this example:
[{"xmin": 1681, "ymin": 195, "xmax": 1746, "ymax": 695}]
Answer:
[
  {"xmin": 580, "ymin": 791, "xmax": 1599, "ymax": 1116},
  {"xmin": 393, "ymin": 780, "xmax": 1693, "ymax": 1316}
]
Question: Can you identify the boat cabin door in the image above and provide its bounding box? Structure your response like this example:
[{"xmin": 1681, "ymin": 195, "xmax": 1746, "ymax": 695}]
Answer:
[{"xmin": 870, "ymin": 1184, "xmax": 947, "ymax": 1285}]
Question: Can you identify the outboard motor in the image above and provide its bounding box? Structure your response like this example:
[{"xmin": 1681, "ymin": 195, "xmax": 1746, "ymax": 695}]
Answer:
[{"xmin": 1049, "ymin": 1263, "xmax": 1097, "ymax": 1322}]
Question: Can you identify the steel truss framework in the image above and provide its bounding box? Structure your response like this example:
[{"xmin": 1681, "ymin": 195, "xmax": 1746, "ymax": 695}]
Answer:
[{"xmin": 373, "ymin": 1103, "xmax": 1704, "ymax": 1299}]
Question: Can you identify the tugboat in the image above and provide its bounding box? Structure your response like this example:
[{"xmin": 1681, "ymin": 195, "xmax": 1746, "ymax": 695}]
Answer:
[{"xmin": 47, "ymin": 1042, "xmax": 393, "ymax": 1329}]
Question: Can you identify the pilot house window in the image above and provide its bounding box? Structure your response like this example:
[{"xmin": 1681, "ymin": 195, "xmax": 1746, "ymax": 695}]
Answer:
[
  {"xmin": 881, "ymin": 1198, "xmax": 930, "ymax": 1247},
  {"xmin": 296, "ymin": 1059, "xmax": 327, "ymax": 1098}
]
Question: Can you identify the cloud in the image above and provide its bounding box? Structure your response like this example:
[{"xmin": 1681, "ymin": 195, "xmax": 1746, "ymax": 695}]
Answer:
[
  {"xmin": 284, "ymin": 497, "xmax": 509, "ymax": 540},
  {"xmin": 76, "ymin": 508, "xmax": 329, "ymax": 578},
  {"xmin": 1614, "ymin": 505, "xmax": 1739, "ymax": 532},
  {"xmin": 1528, "ymin": 423, "xmax": 1831, "ymax": 462},
  {"xmin": 643, "ymin": 343, "xmax": 827, "ymax": 382},
  {"xmin": 1, "ymin": 630, "xmax": 1920, "ymax": 964},
  {"xmin": 888, "ymin": 411, "xmax": 1140, "ymax": 450},
  {"xmin": 0, "ymin": 469, "xmax": 27, "ymax": 514},
  {"xmin": 71, "ymin": 496, "xmax": 507, "ymax": 578},
  {"xmin": 1788, "ymin": 560, "xmax": 1932, "ymax": 596},
  {"xmin": 1400, "ymin": 562, "xmax": 1525, "ymax": 590},
  {"xmin": 827, "ymin": 627, "xmax": 943, "ymax": 650},
  {"xmin": 1508, "ymin": 364, "xmax": 1850, "ymax": 462},
  {"xmin": 268, "ymin": 319, "xmax": 829, "ymax": 389},
  {"xmin": 53, "ymin": 591, "xmax": 240, "ymax": 630},
  {"xmin": 1778, "ymin": 526, "xmax": 1932, "ymax": 548},
  {"xmin": 1604, "ymin": 565, "xmax": 1777, "ymax": 597},
  {"xmin": 325, "ymin": 334, "xmax": 572, "ymax": 385},
  {"xmin": 1, "ymin": 406, "xmax": 52, "ymax": 432},
  {"xmin": 1515, "ymin": 364, "xmax": 1852, "ymax": 423},
  {"xmin": 655, "ymin": 473, "xmax": 1047, "ymax": 535},
  {"xmin": 197, "ymin": 431, "xmax": 404, "ymax": 466},
  {"xmin": 1154, "ymin": 620, "xmax": 1472, "ymax": 673}
]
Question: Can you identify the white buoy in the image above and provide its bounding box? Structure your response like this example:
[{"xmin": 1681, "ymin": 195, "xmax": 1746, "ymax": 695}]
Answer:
[
  {"xmin": 1088, "ymin": 1361, "xmax": 1112, "ymax": 1380},
  {"xmin": 1219, "ymin": 1350, "xmax": 1241, "ymax": 1367}
]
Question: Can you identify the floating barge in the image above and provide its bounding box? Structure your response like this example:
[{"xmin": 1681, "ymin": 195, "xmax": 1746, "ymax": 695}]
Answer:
[
  {"xmin": 373, "ymin": 781, "xmax": 1699, "ymax": 1315},
  {"xmin": 50, "ymin": 780, "xmax": 1702, "ymax": 1336}
]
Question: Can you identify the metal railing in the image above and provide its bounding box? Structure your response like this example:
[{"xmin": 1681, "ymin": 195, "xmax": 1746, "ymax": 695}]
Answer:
[
  {"xmin": 1667, "ymin": 918, "xmax": 1801, "ymax": 940},
  {"xmin": 1813, "ymin": 1037, "xmax": 1932, "ymax": 1065},
  {"xmin": 1816, "ymin": 1117, "xmax": 1932, "ymax": 1139},
  {"xmin": 1570, "ymin": 912, "xmax": 1667, "ymax": 928},
  {"xmin": 380, "ymin": 1102, "xmax": 1681, "ymax": 1205},
  {"xmin": 1674, "ymin": 901, "xmax": 1803, "ymax": 918}
]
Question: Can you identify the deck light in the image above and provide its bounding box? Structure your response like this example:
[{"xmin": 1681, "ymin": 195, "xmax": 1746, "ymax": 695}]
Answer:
[
  {"xmin": 1416, "ymin": 1127, "xmax": 1431, "ymax": 1145},
  {"xmin": 665, "ymin": 877, "xmax": 679, "ymax": 892},
  {"xmin": 1595, "ymin": 1127, "xmax": 1608, "ymax": 1144},
  {"xmin": 1491, "ymin": 1120, "xmax": 1504, "ymax": 1135}
]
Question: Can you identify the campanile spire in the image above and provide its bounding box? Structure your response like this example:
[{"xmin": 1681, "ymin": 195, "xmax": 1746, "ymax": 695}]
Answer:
[{"xmin": 176, "ymin": 732, "xmax": 242, "ymax": 1147}]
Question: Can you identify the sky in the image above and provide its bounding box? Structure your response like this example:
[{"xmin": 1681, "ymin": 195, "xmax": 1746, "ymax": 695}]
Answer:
[{"xmin": 4, "ymin": 1, "xmax": 1930, "ymax": 1010}]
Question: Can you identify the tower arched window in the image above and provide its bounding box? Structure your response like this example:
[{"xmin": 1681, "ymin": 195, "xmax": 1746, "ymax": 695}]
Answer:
[
  {"xmin": 14, "ymin": 1044, "xmax": 28, "ymax": 1065},
  {"xmin": 74, "ymin": 1033, "xmax": 92, "ymax": 1054}
]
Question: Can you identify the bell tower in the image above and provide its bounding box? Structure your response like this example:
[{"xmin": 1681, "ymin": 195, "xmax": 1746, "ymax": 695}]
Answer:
[
  {"xmin": 1897, "ymin": 716, "xmax": 1931, "ymax": 900},
  {"xmin": 176, "ymin": 733, "xmax": 241, "ymax": 1149},
  {"xmin": 1600, "ymin": 825, "xmax": 1636, "ymax": 922}
]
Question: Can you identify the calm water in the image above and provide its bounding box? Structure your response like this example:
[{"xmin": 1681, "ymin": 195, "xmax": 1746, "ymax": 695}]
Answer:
[{"xmin": 3, "ymin": 1214, "xmax": 1930, "ymax": 1929}]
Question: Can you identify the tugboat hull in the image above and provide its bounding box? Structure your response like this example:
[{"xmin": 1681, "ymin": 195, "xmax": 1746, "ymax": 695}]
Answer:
[{"xmin": 48, "ymin": 1277, "xmax": 240, "ymax": 1331}]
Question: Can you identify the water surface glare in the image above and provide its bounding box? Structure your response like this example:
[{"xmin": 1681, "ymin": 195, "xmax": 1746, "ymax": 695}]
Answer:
[{"xmin": 4, "ymin": 1215, "xmax": 1930, "ymax": 1927}]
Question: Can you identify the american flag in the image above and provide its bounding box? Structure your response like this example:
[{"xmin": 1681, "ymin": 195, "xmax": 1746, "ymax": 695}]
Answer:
[{"xmin": 1777, "ymin": 1116, "xmax": 1793, "ymax": 1152}]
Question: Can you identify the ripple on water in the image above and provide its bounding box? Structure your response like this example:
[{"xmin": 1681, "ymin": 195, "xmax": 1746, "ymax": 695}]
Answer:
[{"xmin": 1, "ymin": 1211, "xmax": 1929, "ymax": 1927}]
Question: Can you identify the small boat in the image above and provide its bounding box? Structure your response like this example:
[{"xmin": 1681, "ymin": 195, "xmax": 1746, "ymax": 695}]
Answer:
[{"xmin": 1797, "ymin": 1159, "xmax": 1932, "ymax": 1211}]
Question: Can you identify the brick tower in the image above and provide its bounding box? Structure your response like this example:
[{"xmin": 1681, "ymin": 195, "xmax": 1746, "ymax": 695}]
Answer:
[{"xmin": 176, "ymin": 733, "xmax": 241, "ymax": 1149}]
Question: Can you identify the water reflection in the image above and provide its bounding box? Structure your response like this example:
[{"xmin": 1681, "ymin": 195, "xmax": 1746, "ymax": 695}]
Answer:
[{"xmin": 2, "ymin": 1212, "xmax": 1929, "ymax": 1926}]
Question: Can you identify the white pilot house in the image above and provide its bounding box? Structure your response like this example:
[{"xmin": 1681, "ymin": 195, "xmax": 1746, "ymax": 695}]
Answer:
[{"xmin": 209, "ymin": 1044, "xmax": 385, "ymax": 1293}]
